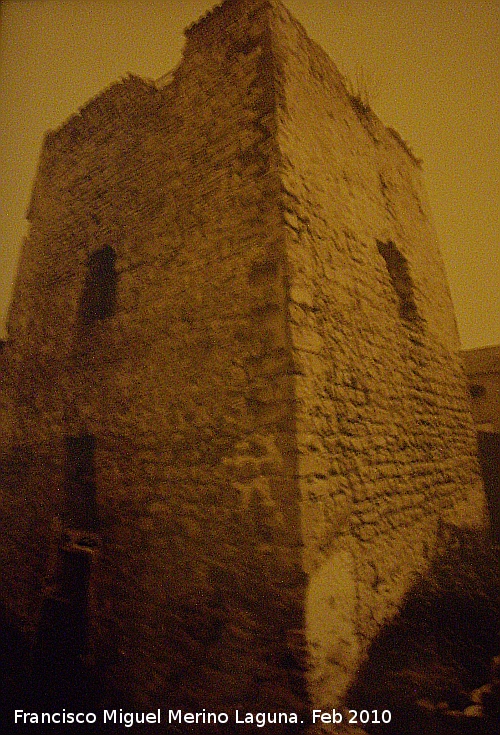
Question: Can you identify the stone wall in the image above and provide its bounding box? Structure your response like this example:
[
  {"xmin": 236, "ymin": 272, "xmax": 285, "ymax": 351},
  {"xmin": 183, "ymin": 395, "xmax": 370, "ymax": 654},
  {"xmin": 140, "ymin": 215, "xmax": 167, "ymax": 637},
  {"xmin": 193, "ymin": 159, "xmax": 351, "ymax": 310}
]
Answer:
[
  {"xmin": 270, "ymin": 0, "xmax": 487, "ymax": 709},
  {"xmin": 1, "ymin": 0, "xmax": 307, "ymax": 715},
  {"xmin": 0, "ymin": 0, "xmax": 488, "ymax": 724}
]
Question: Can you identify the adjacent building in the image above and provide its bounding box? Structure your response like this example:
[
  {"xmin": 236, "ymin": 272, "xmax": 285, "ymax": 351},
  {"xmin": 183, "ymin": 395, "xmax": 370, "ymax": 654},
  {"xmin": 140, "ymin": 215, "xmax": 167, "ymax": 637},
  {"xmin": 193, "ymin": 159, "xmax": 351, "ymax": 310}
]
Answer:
[{"xmin": 462, "ymin": 345, "xmax": 500, "ymax": 544}]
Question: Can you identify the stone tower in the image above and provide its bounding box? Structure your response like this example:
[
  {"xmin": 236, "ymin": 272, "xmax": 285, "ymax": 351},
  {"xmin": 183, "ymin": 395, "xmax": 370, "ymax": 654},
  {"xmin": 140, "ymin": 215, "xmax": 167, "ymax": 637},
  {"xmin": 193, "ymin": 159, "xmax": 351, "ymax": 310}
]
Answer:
[{"xmin": 0, "ymin": 0, "xmax": 487, "ymax": 724}]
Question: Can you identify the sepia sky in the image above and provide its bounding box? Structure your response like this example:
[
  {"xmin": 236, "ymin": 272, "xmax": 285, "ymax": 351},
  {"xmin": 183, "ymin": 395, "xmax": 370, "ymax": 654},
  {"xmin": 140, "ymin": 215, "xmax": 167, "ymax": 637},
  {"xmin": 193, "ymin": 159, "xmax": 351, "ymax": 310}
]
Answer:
[{"xmin": 0, "ymin": 0, "xmax": 498, "ymax": 348}]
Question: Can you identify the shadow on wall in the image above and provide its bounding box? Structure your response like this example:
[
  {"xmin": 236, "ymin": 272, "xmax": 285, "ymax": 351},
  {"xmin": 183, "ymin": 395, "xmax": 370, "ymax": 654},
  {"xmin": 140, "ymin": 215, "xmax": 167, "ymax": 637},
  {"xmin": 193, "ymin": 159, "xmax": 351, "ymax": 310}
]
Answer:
[
  {"xmin": 0, "ymin": 599, "xmax": 104, "ymax": 734},
  {"xmin": 2, "ymin": 526, "xmax": 499, "ymax": 734},
  {"xmin": 347, "ymin": 525, "xmax": 500, "ymax": 735},
  {"xmin": 0, "ymin": 603, "xmax": 31, "ymax": 728}
]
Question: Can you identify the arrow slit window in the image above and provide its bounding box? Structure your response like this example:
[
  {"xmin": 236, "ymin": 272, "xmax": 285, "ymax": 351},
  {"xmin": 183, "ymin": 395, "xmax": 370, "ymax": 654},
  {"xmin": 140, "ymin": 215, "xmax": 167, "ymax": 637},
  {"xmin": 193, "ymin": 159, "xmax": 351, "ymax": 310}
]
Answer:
[{"xmin": 79, "ymin": 245, "xmax": 117, "ymax": 324}]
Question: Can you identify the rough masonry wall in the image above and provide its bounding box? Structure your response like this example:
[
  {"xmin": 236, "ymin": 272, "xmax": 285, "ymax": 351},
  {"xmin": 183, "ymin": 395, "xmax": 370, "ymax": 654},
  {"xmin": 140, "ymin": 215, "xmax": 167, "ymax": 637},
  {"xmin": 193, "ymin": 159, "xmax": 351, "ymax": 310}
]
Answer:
[
  {"xmin": 1, "ymin": 0, "xmax": 308, "ymax": 714},
  {"xmin": 271, "ymin": 2, "xmax": 487, "ymax": 708}
]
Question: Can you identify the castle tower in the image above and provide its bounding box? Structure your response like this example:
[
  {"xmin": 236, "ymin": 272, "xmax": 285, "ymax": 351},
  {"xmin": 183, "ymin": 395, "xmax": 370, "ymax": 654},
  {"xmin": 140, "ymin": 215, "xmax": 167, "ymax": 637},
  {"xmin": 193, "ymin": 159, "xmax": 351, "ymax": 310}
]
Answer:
[{"xmin": 0, "ymin": 0, "xmax": 487, "ymax": 724}]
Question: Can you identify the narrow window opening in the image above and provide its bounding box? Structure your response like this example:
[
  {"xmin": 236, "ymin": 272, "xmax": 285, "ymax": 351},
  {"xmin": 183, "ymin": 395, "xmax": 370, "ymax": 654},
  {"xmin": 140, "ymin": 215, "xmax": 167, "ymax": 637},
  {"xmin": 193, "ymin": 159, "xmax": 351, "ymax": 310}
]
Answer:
[
  {"xmin": 470, "ymin": 384, "xmax": 486, "ymax": 399},
  {"xmin": 63, "ymin": 434, "xmax": 98, "ymax": 532},
  {"xmin": 79, "ymin": 245, "xmax": 117, "ymax": 324},
  {"xmin": 33, "ymin": 435, "xmax": 99, "ymax": 697},
  {"xmin": 376, "ymin": 240, "xmax": 419, "ymax": 322}
]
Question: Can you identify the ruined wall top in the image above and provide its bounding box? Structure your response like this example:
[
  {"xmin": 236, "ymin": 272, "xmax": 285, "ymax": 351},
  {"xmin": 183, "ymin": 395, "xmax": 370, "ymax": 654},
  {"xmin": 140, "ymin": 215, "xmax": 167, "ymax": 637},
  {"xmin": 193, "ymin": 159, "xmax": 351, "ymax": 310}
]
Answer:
[
  {"xmin": 32, "ymin": 0, "xmax": 419, "ymax": 191},
  {"xmin": 185, "ymin": 0, "xmax": 272, "ymax": 40}
]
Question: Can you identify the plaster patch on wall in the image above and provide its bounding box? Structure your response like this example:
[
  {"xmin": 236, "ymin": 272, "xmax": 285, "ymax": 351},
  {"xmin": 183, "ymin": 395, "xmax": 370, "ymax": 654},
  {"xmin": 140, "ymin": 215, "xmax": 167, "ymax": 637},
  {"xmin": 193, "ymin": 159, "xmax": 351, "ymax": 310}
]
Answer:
[{"xmin": 306, "ymin": 548, "xmax": 360, "ymax": 708}]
